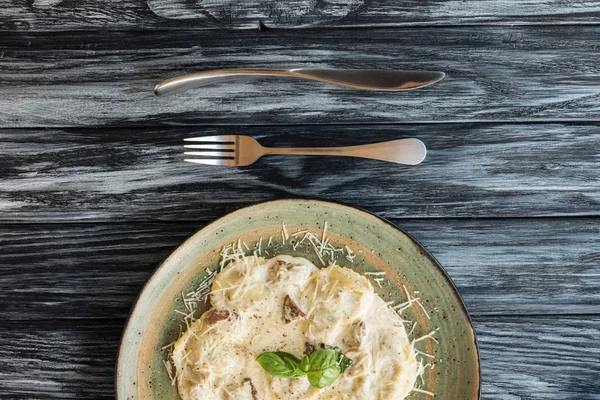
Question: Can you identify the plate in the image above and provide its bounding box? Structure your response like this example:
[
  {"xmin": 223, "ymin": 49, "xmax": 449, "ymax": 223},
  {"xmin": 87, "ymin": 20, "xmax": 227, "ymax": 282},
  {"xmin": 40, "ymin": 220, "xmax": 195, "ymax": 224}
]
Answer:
[{"xmin": 116, "ymin": 199, "xmax": 480, "ymax": 399}]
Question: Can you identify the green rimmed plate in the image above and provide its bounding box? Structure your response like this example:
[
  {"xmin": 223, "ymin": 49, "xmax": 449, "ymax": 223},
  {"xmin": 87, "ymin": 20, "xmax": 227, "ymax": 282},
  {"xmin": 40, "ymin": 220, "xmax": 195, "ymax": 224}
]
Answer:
[{"xmin": 116, "ymin": 199, "xmax": 480, "ymax": 399}]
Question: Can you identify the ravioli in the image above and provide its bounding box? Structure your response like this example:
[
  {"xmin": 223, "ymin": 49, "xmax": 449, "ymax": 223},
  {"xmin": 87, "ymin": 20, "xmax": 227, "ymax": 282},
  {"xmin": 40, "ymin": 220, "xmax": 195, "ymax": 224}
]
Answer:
[{"xmin": 172, "ymin": 255, "xmax": 419, "ymax": 400}]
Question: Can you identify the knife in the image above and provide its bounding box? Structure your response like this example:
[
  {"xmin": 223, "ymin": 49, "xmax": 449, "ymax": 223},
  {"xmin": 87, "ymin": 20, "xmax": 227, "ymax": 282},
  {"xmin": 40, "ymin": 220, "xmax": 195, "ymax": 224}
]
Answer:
[{"xmin": 153, "ymin": 68, "xmax": 445, "ymax": 96}]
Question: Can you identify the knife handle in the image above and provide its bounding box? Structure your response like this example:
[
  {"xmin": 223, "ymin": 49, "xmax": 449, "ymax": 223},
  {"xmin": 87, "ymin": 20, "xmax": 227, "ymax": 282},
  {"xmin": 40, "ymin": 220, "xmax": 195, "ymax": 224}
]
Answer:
[{"xmin": 154, "ymin": 69, "xmax": 294, "ymax": 96}]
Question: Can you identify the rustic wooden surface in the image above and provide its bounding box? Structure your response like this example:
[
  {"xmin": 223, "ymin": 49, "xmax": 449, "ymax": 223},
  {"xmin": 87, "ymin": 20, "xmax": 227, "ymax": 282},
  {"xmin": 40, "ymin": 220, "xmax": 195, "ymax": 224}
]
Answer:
[
  {"xmin": 2, "ymin": 0, "xmax": 600, "ymax": 29},
  {"xmin": 1, "ymin": 1, "xmax": 600, "ymax": 399},
  {"xmin": 1, "ymin": 219, "xmax": 599, "ymax": 321},
  {"xmin": 1, "ymin": 123, "xmax": 600, "ymax": 222},
  {"xmin": 2, "ymin": 27, "xmax": 600, "ymax": 127}
]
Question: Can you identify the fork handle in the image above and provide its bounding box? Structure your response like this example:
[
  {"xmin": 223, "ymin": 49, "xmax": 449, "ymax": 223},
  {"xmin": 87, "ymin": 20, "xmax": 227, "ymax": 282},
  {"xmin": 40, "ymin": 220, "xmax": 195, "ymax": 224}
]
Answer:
[{"xmin": 263, "ymin": 138, "xmax": 426, "ymax": 165}]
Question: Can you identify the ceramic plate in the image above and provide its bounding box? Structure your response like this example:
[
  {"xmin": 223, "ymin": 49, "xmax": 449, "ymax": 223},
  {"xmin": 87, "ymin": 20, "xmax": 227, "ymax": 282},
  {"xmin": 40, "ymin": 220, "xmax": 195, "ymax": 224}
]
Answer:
[{"xmin": 116, "ymin": 199, "xmax": 480, "ymax": 399}]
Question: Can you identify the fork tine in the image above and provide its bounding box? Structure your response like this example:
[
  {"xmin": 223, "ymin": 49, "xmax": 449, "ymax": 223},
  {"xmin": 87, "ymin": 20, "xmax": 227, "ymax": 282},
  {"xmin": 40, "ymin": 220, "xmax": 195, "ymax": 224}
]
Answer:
[
  {"xmin": 184, "ymin": 144, "xmax": 234, "ymax": 150},
  {"xmin": 184, "ymin": 151, "xmax": 235, "ymax": 157},
  {"xmin": 185, "ymin": 158, "xmax": 237, "ymax": 166},
  {"xmin": 184, "ymin": 135, "xmax": 237, "ymax": 143},
  {"xmin": 184, "ymin": 135, "xmax": 239, "ymax": 167}
]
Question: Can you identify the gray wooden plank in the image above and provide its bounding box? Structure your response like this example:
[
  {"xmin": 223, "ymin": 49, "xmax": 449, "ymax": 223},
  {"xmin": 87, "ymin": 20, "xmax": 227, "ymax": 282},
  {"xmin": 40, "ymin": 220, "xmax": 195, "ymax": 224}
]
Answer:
[
  {"xmin": 477, "ymin": 316, "xmax": 600, "ymax": 400},
  {"xmin": 0, "ymin": 320, "xmax": 118, "ymax": 399},
  {"xmin": 0, "ymin": 218, "xmax": 598, "ymax": 321},
  {"xmin": 1, "ymin": 123, "xmax": 599, "ymax": 222},
  {"xmin": 1, "ymin": 27, "xmax": 599, "ymax": 127},
  {"xmin": 0, "ymin": 316, "xmax": 598, "ymax": 399},
  {"xmin": 1, "ymin": 0, "xmax": 599, "ymax": 30}
]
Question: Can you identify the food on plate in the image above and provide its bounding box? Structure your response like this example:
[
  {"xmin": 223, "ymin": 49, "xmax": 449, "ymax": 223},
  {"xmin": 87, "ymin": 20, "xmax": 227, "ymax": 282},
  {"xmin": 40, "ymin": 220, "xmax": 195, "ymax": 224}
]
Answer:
[{"xmin": 171, "ymin": 255, "xmax": 419, "ymax": 399}]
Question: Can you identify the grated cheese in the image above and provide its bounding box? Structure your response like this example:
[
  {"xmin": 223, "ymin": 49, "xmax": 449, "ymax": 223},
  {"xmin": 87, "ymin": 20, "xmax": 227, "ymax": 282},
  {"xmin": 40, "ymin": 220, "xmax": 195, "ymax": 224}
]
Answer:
[
  {"xmin": 407, "ymin": 321, "xmax": 418, "ymax": 337},
  {"xmin": 161, "ymin": 340, "xmax": 177, "ymax": 350},
  {"xmin": 344, "ymin": 245, "xmax": 356, "ymax": 262},
  {"xmin": 413, "ymin": 387, "xmax": 435, "ymax": 396},
  {"xmin": 166, "ymin": 222, "xmax": 437, "ymax": 398},
  {"xmin": 163, "ymin": 359, "xmax": 176, "ymax": 386},
  {"xmin": 282, "ymin": 223, "xmax": 289, "ymax": 244},
  {"xmin": 257, "ymin": 237, "xmax": 263, "ymax": 255},
  {"xmin": 413, "ymin": 330, "xmax": 438, "ymax": 344},
  {"xmin": 415, "ymin": 349, "xmax": 436, "ymax": 359}
]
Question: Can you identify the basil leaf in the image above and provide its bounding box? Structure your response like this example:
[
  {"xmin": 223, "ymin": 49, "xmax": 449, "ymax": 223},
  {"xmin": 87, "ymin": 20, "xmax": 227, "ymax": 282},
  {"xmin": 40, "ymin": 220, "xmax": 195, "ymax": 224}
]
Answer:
[
  {"xmin": 305, "ymin": 349, "xmax": 345, "ymax": 388},
  {"xmin": 300, "ymin": 355, "xmax": 311, "ymax": 373},
  {"xmin": 256, "ymin": 349, "xmax": 353, "ymax": 389},
  {"xmin": 338, "ymin": 354, "xmax": 353, "ymax": 372},
  {"xmin": 256, "ymin": 352, "xmax": 305, "ymax": 378},
  {"xmin": 307, "ymin": 349, "xmax": 340, "ymax": 370},
  {"xmin": 307, "ymin": 366, "xmax": 342, "ymax": 388}
]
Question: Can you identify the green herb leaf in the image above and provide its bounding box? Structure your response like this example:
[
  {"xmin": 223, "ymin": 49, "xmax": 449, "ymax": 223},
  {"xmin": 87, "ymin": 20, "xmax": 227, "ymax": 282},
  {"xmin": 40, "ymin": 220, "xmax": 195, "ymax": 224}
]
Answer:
[
  {"xmin": 256, "ymin": 348, "xmax": 353, "ymax": 389},
  {"xmin": 307, "ymin": 364, "xmax": 343, "ymax": 388},
  {"xmin": 256, "ymin": 352, "xmax": 305, "ymax": 378},
  {"xmin": 305, "ymin": 349, "xmax": 345, "ymax": 388},
  {"xmin": 300, "ymin": 355, "xmax": 311, "ymax": 372},
  {"xmin": 307, "ymin": 349, "xmax": 340, "ymax": 371},
  {"xmin": 338, "ymin": 354, "xmax": 353, "ymax": 372}
]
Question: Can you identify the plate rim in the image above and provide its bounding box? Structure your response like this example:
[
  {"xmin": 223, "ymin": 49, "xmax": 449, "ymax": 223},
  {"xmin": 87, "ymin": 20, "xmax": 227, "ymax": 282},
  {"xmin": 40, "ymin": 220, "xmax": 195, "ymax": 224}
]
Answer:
[{"xmin": 115, "ymin": 198, "xmax": 481, "ymax": 399}]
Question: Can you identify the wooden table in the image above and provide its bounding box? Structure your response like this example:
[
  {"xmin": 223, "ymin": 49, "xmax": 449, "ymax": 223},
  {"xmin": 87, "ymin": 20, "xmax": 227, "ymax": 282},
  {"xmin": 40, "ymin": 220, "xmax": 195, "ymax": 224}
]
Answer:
[{"xmin": 1, "ymin": 1, "xmax": 599, "ymax": 399}]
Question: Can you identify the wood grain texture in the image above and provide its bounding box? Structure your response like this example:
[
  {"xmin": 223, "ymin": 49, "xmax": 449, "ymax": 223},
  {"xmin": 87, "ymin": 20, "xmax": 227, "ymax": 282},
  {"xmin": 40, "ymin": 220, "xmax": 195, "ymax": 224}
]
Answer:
[
  {"xmin": 0, "ymin": 219, "xmax": 598, "ymax": 321},
  {"xmin": 0, "ymin": 0, "xmax": 600, "ymax": 31},
  {"xmin": 1, "ymin": 27, "xmax": 599, "ymax": 127},
  {"xmin": 1, "ymin": 0, "xmax": 600, "ymax": 30},
  {"xmin": 144, "ymin": 0, "xmax": 600, "ymax": 28},
  {"xmin": 1, "ymin": 3, "xmax": 599, "ymax": 397},
  {"xmin": 1, "ymin": 123, "xmax": 599, "ymax": 222},
  {"xmin": 0, "ymin": 316, "xmax": 598, "ymax": 399}
]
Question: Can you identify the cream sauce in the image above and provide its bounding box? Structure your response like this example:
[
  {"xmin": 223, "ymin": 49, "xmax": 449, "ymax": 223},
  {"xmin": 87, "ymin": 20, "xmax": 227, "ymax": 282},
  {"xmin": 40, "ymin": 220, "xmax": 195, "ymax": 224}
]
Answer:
[{"xmin": 172, "ymin": 255, "xmax": 418, "ymax": 400}]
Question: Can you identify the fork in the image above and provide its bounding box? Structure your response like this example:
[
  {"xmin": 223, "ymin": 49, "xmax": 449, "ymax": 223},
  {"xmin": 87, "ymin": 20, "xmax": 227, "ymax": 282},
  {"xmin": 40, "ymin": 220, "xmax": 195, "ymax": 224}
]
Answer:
[{"xmin": 184, "ymin": 135, "xmax": 426, "ymax": 166}]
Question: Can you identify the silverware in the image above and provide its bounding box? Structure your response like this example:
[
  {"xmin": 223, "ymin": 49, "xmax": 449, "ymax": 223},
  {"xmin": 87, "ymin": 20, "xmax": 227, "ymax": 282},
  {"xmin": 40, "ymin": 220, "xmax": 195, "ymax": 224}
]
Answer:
[
  {"xmin": 184, "ymin": 135, "xmax": 426, "ymax": 167},
  {"xmin": 155, "ymin": 68, "xmax": 445, "ymax": 96}
]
